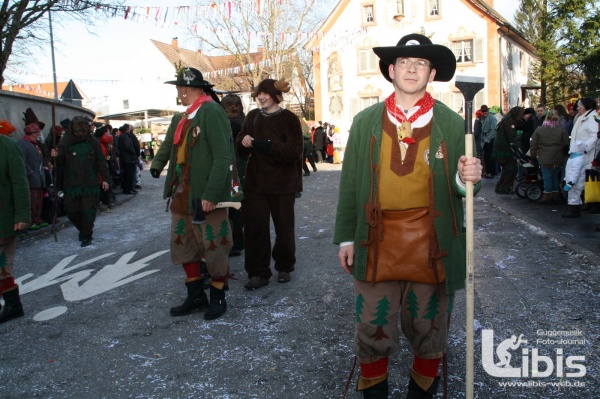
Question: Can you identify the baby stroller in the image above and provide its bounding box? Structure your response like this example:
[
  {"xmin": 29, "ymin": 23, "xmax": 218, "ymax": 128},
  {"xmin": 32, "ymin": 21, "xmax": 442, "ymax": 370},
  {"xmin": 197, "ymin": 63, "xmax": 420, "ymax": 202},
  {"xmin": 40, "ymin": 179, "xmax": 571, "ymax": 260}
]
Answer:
[{"xmin": 511, "ymin": 144, "xmax": 544, "ymax": 201}]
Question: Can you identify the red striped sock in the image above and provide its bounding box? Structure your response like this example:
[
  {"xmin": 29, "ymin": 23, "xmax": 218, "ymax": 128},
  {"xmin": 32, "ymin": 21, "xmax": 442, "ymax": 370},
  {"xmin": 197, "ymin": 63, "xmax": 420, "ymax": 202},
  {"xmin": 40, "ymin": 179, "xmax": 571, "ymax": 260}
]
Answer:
[
  {"xmin": 413, "ymin": 356, "xmax": 441, "ymax": 377},
  {"xmin": 182, "ymin": 262, "xmax": 201, "ymax": 279},
  {"xmin": 0, "ymin": 277, "xmax": 16, "ymax": 295},
  {"xmin": 360, "ymin": 357, "xmax": 389, "ymax": 379}
]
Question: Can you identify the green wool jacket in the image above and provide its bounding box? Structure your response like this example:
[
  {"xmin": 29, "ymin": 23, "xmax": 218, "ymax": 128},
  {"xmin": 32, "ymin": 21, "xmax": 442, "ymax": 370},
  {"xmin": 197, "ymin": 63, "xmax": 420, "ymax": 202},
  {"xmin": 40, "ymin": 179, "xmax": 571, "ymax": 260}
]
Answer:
[
  {"xmin": 151, "ymin": 101, "xmax": 243, "ymax": 211},
  {"xmin": 492, "ymin": 114, "xmax": 521, "ymax": 161},
  {"xmin": 57, "ymin": 133, "xmax": 111, "ymax": 198},
  {"xmin": 333, "ymin": 101, "xmax": 481, "ymax": 294},
  {"xmin": 0, "ymin": 135, "xmax": 31, "ymax": 238}
]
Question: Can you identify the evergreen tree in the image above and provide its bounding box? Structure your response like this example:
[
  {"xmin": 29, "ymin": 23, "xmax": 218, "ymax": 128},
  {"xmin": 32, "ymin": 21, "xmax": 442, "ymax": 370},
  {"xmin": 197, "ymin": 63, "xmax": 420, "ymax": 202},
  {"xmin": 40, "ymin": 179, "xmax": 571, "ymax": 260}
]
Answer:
[
  {"xmin": 513, "ymin": 0, "xmax": 600, "ymax": 104},
  {"xmin": 205, "ymin": 224, "xmax": 218, "ymax": 251},
  {"xmin": 407, "ymin": 289, "xmax": 420, "ymax": 333},
  {"xmin": 219, "ymin": 220, "xmax": 231, "ymax": 246},
  {"xmin": 356, "ymin": 293, "xmax": 364, "ymax": 323},
  {"xmin": 424, "ymin": 292, "xmax": 440, "ymax": 333},
  {"xmin": 174, "ymin": 218, "xmax": 185, "ymax": 246},
  {"xmin": 370, "ymin": 296, "xmax": 390, "ymax": 341}
]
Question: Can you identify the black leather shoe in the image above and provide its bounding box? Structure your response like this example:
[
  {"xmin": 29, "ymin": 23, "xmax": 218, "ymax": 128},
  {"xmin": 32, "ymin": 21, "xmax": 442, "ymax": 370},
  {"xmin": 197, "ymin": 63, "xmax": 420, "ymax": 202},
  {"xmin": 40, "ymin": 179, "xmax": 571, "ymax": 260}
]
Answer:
[
  {"xmin": 361, "ymin": 379, "xmax": 388, "ymax": 399},
  {"xmin": 204, "ymin": 286, "xmax": 226, "ymax": 320},
  {"xmin": 170, "ymin": 280, "xmax": 209, "ymax": 316}
]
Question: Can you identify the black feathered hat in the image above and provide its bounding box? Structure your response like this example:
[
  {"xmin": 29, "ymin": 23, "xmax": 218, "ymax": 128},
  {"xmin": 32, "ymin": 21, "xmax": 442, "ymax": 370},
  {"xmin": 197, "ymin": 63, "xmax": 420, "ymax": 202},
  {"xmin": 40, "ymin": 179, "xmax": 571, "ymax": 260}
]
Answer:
[
  {"xmin": 165, "ymin": 66, "xmax": 214, "ymax": 89},
  {"xmin": 23, "ymin": 107, "xmax": 45, "ymax": 130},
  {"xmin": 373, "ymin": 33, "xmax": 457, "ymax": 82}
]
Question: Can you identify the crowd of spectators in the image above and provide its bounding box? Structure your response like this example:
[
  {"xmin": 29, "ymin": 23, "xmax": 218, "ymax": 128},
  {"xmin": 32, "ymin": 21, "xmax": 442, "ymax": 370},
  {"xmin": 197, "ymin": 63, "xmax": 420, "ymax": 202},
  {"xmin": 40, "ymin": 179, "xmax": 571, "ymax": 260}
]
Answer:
[
  {"xmin": 1, "ymin": 108, "xmax": 152, "ymax": 238},
  {"xmin": 474, "ymin": 99, "xmax": 600, "ymax": 228}
]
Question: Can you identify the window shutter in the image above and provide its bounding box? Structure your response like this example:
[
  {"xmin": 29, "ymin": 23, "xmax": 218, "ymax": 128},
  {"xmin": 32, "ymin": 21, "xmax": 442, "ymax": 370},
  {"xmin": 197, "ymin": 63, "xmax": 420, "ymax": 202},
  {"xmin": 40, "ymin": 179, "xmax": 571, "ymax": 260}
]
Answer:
[
  {"xmin": 441, "ymin": 92, "xmax": 451, "ymax": 107},
  {"xmin": 369, "ymin": 51, "xmax": 378, "ymax": 71},
  {"xmin": 351, "ymin": 98, "xmax": 359, "ymax": 117},
  {"xmin": 359, "ymin": 51, "xmax": 367, "ymax": 72},
  {"xmin": 474, "ymin": 37, "xmax": 484, "ymax": 63},
  {"xmin": 474, "ymin": 91, "xmax": 484, "ymax": 112}
]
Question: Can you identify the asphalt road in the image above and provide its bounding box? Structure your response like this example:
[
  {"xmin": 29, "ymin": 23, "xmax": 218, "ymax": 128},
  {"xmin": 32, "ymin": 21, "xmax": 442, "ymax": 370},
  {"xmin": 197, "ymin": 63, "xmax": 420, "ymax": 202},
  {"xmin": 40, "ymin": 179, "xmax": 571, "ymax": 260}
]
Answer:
[{"xmin": 1, "ymin": 164, "xmax": 598, "ymax": 398}]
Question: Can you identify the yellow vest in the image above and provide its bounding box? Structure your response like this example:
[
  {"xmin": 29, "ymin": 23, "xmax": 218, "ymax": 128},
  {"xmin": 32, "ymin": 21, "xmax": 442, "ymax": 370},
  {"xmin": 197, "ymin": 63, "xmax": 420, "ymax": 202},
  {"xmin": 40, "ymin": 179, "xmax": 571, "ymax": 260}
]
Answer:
[{"xmin": 379, "ymin": 114, "xmax": 432, "ymax": 210}]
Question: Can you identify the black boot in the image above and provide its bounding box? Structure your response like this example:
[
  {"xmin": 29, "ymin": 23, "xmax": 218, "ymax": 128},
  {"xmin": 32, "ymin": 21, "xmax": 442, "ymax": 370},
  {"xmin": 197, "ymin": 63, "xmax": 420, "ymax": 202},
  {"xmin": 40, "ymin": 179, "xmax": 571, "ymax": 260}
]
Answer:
[
  {"xmin": 204, "ymin": 285, "xmax": 227, "ymax": 320},
  {"xmin": 406, "ymin": 374, "xmax": 439, "ymax": 399},
  {"xmin": 360, "ymin": 379, "xmax": 389, "ymax": 399},
  {"xmin": 199, "ymin": 260, "xmax": 211, "ymax": 289},
  {"xmin": 562, "ymin": 204, "xmax": 581, "ymax": 218},
  {"xmin": 170, "ymin": 279, "xmax": 209, "ymax": 316},
  {"xmin": 0, "ymin": 285, "xmax": 24, "ymax": 324}
]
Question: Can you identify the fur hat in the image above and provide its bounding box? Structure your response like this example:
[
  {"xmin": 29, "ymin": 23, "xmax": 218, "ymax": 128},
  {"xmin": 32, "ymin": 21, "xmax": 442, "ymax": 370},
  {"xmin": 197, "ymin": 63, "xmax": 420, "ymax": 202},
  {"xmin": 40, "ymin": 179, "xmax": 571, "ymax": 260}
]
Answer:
[
  {"xmin": 60, "ymin": 118, "xmax": 71, "ymax": 130},
  {"xmin": 221, "ymin": 94, "xmax": 244, "ymax": 118},
  {"xmin": 372, "ymin": 33, "xmax": 456, "ymax": 82},
  {"xmin": 252, "ymin": 78, "xmax": 291, "ymax": 103},
  {"xmin": 165, "ymin": 66, "xmax": 214, "ymax": 89},
  {"xmin": 0, "ymin": 120, "xmax": 16, "ymax": 136},
  {"xmin": 23, "ymin": 108, "xmax": 45, "ymax": 130},
  {"xmin": 69, "ymin": 116, "xmax": 93, "ymax": 137}
]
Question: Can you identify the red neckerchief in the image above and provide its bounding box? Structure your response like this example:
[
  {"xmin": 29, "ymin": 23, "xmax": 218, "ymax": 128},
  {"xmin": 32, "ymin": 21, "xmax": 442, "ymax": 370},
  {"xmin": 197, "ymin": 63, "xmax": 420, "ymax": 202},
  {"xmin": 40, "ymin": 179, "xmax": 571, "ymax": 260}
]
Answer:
[
  {"xmin": 384, "ymin": 92, "xmax": 435, "ymax": 144},
  {"xmin": 174, "ymin": 93, "xmax": 212, "ymax": 145}
]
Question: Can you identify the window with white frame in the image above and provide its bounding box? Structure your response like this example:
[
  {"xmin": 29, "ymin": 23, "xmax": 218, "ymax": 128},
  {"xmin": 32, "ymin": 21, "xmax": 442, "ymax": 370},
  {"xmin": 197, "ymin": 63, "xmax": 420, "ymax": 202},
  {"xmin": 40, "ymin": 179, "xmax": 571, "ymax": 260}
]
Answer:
[
  {"xmin": 358, "ymin": 49, "xmax": 379, "ymax": 74},
  {"xmin": 452, "ymin": 40, "xmax": 473, "ymax": 63},
  {"xmin": 396, "ymin": 0, "xmax": 404, "ymax": 15},
  {"xmin": 427, "ymin": 0, "xmax": 440, "ymax": 17},
  {"xmin": 452, "ymin": 92, "xmax": 464, "ymax": 114},
  {"xmin": 361, "ymin": 96, "xmax": 379, "ymax": 110},
  {"xmin": 507, "ymin": 42, "xmax": 514, "ymax": 70},
  {"xmin": 351, "ymin": 96, "xmax": 380, "ymax": 117},
  {"xmin": 362, "ymin": 4, "xmax": 375, "ymax": 25}
]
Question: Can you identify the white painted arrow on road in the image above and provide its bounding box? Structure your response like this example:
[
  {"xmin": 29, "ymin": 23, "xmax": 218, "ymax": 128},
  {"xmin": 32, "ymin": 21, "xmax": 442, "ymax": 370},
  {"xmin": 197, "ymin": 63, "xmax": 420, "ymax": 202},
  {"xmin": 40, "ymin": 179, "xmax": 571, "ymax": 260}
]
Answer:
[
  {"xmin": 60, "ymin": 250, "xmax": 169, "ymax": 301},
  {"xmin": 17, "ymin": 253, "xmax": 116, "ymax": 295}
]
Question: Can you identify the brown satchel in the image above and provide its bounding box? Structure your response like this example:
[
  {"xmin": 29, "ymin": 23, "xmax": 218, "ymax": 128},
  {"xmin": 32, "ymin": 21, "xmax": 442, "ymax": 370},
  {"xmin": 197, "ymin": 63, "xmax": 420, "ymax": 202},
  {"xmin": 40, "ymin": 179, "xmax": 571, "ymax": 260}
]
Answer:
[{"xmin": 366, "ymin": 208, "xmax": 445, "ymax": 284}]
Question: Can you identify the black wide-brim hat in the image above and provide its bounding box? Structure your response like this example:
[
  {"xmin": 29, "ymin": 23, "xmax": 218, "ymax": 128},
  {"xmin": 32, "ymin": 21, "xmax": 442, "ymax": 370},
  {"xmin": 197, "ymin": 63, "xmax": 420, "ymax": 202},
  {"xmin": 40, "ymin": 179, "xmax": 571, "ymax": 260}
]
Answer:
[
  {"xmin": 373, "ymin": 33, "xmax": 457, "ymax": 82},
  {"xmin": 165, "ymin": 67, "xmax": 214, "ymax": 88}
]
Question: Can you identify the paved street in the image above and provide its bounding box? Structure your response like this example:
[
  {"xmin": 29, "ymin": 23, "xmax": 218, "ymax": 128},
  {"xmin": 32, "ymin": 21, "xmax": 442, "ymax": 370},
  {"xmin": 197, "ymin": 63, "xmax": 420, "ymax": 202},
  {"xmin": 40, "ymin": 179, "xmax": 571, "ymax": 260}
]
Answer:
[{"xmin": 1, "ymin": 164, "xmax": 598, "ymax": 398}]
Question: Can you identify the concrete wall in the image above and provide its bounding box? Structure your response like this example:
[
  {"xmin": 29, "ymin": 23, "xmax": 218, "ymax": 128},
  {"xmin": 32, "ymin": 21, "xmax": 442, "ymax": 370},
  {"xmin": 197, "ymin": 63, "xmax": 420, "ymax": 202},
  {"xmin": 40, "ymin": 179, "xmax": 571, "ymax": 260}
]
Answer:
[{"xmin": 0, "ymin": 90, "xmax": 94, "ymax": 140}]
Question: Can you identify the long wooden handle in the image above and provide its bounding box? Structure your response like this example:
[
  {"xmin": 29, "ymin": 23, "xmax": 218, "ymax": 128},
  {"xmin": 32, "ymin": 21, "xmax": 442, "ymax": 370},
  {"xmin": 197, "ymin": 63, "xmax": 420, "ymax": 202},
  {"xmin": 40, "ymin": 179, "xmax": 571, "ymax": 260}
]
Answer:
[
  {"xmin": 216, "ymin": 201, "xmax": 242, "ymax": 210},
  {"xmin": 465, "ymin": 134, "xmax": 474, "ymax": 399}
]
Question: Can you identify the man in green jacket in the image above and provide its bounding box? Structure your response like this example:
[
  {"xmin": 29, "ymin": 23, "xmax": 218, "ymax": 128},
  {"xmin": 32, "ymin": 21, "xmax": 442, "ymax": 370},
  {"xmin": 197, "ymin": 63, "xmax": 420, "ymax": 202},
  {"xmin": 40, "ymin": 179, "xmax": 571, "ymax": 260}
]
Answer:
[
  {"xmin": 150, "ymin": 66, "xmax": 242, "ymax": 321},
  {"xmin": 334, "ymin": 34, "xmax": 482, "ymax": 399},
  {"xmin": 0, "ymin": 121, "xmax": 31, "ymax": 323}
]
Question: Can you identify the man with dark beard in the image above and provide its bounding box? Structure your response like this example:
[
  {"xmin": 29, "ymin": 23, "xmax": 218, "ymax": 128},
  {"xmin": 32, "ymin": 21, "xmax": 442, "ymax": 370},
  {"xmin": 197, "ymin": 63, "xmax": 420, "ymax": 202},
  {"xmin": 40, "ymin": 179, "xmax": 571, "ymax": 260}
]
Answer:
[
  {"xmin": 51, "ymin": 116, "xmax": 110, "ymax": 247},
  {"xmin": 221, "ymin": 94, "xmax": 246, "ymax": 258}
]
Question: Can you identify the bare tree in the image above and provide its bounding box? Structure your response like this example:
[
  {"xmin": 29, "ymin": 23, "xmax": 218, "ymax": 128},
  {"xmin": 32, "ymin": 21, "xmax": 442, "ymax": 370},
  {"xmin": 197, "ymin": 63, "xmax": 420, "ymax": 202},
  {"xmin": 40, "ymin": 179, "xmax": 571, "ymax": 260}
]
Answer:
[
  {"xmin": 189, "ymin": 0, "xmax": 332, "ymax": 118},
  {"xmin": 0, "ymin": 0, "xmax": 121, "ymax": 86}
]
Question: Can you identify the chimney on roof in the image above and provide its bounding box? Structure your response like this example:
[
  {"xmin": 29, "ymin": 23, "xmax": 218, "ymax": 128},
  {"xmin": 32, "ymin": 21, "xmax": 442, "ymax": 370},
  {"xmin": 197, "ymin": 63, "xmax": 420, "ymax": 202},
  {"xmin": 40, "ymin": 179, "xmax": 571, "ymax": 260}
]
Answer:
[{"xmin": 172, "ymin": 37, "xmax": 178, "ymax": 49}]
